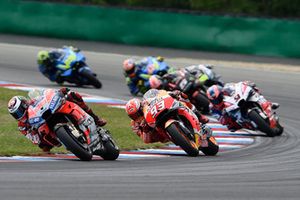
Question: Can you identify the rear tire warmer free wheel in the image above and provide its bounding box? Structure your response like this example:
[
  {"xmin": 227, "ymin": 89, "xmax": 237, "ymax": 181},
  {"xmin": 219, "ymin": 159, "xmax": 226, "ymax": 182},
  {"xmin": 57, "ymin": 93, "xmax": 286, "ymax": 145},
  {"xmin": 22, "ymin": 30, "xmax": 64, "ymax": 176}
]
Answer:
[
  {"xmin": 166, "ymin": 123, "xmax": 199, "ymax": 157},
  {"xmin": 55, "ymin": 125, "xmax": 93, "ymax": 161}
]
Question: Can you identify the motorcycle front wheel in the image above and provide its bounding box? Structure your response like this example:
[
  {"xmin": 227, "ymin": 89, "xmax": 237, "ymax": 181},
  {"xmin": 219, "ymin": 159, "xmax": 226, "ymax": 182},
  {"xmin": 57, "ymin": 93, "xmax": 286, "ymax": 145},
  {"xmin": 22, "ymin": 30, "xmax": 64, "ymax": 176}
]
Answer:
[
  {"xmin": 248, "ymin": 109, "xmax": 276, "ymax": 137},
  {"xmin": 55, "ymin": 124, "xmax": 93, "ymax": 161},
  {"xmin": 166, "ymin": 123, "xmax": 199, "ymax": 157}
]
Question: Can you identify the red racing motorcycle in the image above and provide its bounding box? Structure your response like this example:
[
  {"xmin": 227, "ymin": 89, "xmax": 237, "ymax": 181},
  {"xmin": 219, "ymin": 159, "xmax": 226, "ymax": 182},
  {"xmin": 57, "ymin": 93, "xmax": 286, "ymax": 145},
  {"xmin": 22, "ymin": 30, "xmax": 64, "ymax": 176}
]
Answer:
[
  {"xmin": 142, "ymin": 89, "xmax": 219, "ymax": 156},
  {"xmin": 27, "ymin": 89, "xmax": 119, "ymax": 161}
]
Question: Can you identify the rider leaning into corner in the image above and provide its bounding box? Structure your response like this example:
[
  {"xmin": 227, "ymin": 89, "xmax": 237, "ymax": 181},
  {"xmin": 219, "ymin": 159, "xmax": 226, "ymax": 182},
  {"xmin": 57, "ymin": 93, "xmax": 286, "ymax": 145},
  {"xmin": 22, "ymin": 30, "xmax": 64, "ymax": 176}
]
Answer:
[
  {"xmin": 37, "ymin": 46, "xmax": 80, "ymax": 84},
  {"xmin": 149, "ymin": 64, "xmax": 223, "ymax": 91},
  {"xmin": 7, "ymin": 87, "xmax": 106, "ymax": 153},
  {"xmin": 206, "ymin": 81, "xmax": 280, "ymax": 132},
  {"xmin": 125, "ymin": 89, "xmax": 212, "ymax": 146},
  {"xmin": 123, "ymin": 56, "xmax": 172, "ymax": 96}
]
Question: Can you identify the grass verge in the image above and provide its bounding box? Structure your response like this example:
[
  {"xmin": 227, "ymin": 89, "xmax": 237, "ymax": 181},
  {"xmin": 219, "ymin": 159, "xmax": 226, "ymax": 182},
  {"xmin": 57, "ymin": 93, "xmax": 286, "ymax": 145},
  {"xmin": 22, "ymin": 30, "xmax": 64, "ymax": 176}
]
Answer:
[{"xmin": 0, "ymin": 88, "xmax": 163, "ymax": 156}]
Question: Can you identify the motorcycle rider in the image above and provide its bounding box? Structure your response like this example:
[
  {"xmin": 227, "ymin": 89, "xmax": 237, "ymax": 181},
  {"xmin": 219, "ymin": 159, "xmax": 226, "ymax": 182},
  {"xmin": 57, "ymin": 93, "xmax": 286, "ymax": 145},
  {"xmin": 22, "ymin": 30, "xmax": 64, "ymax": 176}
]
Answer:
[
  {"xmin": 206, "ymin": 81, "xmax": 279, "ymax": 131},
  {"xmin": 7, "ymin": 87, "xmax": 106, "ymax": 152},
  {"xmin": 149, "ymin": 64, "xmax": 223, "ymax": 91},
  {"xmin": 37, "ymin": 46, "xmax": 80, "ymax": 84},
  {"xmin": 123, "ymin": 56, "xmax": 173, "ymax": 95},
  {"xmin": 125, "ymin": 89, "xmax": 209, "ymax": 144}
]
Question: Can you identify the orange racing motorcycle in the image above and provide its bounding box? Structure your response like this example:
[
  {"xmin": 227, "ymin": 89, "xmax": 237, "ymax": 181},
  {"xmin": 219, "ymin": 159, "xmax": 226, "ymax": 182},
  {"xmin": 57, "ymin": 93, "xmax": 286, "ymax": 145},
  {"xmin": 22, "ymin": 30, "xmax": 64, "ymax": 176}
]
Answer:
[
  {"xmin": 27, "ymin": 89, "xmax": 119, "ymax": 161},
  {"xmin": 142, "ymin": 89, "xmax": 219, "ymax": 156}
]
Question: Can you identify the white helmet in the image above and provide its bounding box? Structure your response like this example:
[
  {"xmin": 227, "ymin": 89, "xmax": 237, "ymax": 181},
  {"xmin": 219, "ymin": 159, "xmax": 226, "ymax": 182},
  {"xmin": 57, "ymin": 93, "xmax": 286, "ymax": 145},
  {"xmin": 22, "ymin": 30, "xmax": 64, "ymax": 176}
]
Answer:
[{"xmin": 7, "ymin": 96, "xmax": 28, "ymax": 120}]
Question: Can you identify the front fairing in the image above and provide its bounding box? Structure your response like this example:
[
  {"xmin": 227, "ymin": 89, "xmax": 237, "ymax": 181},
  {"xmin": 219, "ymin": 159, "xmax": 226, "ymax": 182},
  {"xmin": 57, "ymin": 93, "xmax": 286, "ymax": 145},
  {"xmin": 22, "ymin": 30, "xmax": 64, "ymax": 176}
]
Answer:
[
  {"xmin": 27, "ymin": 90, "xmax": 63, "ymax": 129},
  {"xmin": 143, "ymin": 90, "xmax": 175, "ymax": 127},
  {"xmin": 56, "ymin": 49, "xmax": 86, "ymax": 70},
  {"xmin": 223, "ymin": 97, "xmax": 248, "ymax": 126}
]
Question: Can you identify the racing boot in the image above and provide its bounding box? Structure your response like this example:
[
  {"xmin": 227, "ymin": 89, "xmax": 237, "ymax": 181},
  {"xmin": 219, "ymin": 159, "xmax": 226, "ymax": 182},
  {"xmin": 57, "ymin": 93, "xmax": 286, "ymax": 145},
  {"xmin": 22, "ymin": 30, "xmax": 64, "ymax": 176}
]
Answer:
[
  {"xmin": 66, "ymin": 90, "xmax": 107, "ymax": 127},
  {"xmin": 87, "ymin": 110, "xmax": 107, "ymax": 127}
]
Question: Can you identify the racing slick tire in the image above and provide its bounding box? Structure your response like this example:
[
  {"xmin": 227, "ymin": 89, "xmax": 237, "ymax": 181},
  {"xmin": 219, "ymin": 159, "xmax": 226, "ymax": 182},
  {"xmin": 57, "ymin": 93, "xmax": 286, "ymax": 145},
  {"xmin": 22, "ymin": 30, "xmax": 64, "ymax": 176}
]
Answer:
[
  {"xmin": 200, "ymin": 136, "xmax": 219, "ymax": 156},
  {"xmin": 80, "ymin": 70, "xmax": 102, "ymax": 89},
  {"xmin": 248, "ymin": 109, "xmax": 276, "ymax": 137},
  {"xmin": 100, "ymin": 137, "xmax": 120, "ymax": 160},
  {"xmin": 55, "ymin": 125, "xmax": 93, "ymax": 161},
  {"xmin": 166, "ymin": 123, "xmax": 199, "ymax": 157},
  {"xmin": 194, "ymin": 93, "xmax": 210, "ymax": 114}
]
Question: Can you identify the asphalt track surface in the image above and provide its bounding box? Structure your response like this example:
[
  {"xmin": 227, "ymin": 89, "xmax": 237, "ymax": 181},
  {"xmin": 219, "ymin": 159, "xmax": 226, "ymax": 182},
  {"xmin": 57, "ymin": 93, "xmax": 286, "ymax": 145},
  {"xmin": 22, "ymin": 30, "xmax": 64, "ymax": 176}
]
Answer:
[{"xmin": 0, "ymin": 34, "xmax": 300, "ymax": 200}]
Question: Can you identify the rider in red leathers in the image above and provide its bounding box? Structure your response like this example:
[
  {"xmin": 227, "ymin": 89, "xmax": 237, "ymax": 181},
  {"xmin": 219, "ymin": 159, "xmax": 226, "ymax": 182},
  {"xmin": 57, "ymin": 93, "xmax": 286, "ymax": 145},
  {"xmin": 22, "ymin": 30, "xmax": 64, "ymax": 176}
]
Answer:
[
  {"xmin": 125, "ymin": 90, "xmax": 209, "ymax": 144},
  {"xmin": 206, "ymin": 81, "xmax": 279, "ymax": 131},
  {"xmin": 7, "ymin": 88, "xmax": 106, "ymax": 152}
]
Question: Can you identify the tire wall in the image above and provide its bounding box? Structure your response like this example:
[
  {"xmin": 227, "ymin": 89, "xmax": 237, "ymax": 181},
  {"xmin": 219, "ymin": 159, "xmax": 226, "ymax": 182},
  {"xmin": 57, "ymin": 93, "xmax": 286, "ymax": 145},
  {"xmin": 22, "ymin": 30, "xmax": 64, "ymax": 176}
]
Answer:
[{"xmin": 1, "ymin": 0, "xmax": 300, "ymax": 58}]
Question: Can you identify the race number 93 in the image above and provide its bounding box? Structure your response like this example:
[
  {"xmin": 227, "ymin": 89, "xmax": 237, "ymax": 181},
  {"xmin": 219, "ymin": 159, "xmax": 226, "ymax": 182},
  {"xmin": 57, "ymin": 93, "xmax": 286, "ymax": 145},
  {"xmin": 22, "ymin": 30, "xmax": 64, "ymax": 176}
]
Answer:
[{"xmin": 150, "ymin": 100, "xmax": 165, "ymax": 118}]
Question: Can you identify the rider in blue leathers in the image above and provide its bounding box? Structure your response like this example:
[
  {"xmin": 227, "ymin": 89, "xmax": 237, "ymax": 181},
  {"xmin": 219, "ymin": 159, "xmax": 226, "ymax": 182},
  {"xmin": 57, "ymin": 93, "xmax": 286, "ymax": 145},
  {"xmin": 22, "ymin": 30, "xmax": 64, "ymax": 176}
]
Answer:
[
  {"xmin": 123, "ymin": 56, "xmax": 174, "ymax": 96},
  {"xmin": 37, "ymin": 46, "xmax": 80, "ymax": 84}
]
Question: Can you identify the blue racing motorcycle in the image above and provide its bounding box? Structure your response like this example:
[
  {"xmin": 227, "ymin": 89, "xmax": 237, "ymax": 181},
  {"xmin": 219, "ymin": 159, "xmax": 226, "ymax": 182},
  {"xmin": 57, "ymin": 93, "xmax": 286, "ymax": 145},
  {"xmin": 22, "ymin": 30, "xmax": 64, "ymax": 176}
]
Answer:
[{"xmin": 48, "ymin": 47, "xmax": 102, "ymax": 88}]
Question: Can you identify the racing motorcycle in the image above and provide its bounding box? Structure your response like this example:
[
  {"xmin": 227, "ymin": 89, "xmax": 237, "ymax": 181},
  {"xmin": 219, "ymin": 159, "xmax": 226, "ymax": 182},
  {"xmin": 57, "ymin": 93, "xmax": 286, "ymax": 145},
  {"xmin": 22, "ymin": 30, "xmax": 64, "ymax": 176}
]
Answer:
[
  {"xmin": 223, "ymin": 82, "xmax": 284, "ymax": 137},
  {"xmin": 52, "ymin": 47, "xmax": 102, "ymax": 88},
  {"xmin": 161, "ymin": 70, "xmax": 221, "ymax": 114},
  {"xmin": 27, "ymin": 89, "xmax": 119, "ymax": 161},
  {"xmin": 143, "ymin": 56, "xmax": 174, "ymax": 77},
  {"xmin": 142, "ymin": 89, "xmax": 219, "ymax": 156},
  {"xmin": 127, "ymin": 57, "xmax": 174, "ymax": 96}
]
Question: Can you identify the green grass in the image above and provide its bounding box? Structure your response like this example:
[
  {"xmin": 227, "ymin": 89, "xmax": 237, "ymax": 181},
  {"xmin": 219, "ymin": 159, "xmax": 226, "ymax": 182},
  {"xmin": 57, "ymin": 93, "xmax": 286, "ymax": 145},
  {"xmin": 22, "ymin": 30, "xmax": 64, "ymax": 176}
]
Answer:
[{"xmin": 0, "ymin": 88, "xmax": 163, "ymax": 156}]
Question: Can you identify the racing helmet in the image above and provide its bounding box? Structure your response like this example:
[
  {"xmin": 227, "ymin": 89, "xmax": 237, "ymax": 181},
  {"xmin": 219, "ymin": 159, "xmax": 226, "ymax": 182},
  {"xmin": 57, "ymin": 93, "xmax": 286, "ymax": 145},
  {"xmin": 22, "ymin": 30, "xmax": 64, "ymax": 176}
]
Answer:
[
  {"xmin": 7, "ymin": 96, "xmax": 29, "ymax": 120},
  {"xmin": 37, "ymin": 50, "xmax": 50, "ymax": 65},
  {"xmin": 125, "ymin": 98, "xmax": 143, "ymax": 120},
  {"xmin": 123, "ymin": 59, "xmax": 136, "ymax": 75},
  {"xmin": 149, "ymin": 75, "xmax": 163, "ymax": 89},
  {"xmin": 206, "ymin": 85, "xmax": 224, "ymax": 107}
]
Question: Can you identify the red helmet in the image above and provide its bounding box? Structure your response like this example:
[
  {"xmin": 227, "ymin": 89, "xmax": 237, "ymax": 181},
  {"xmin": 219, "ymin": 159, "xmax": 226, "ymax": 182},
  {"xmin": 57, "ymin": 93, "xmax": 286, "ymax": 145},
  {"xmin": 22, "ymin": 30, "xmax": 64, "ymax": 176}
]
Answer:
[
  {"xmin": 123, "ymin": 59, "xmax": 135, "ymax": 75},
  {"xmin": 7, "ymin": 96, "xmax": 29, "ymax": 120},
  {"xmin": 206, "ymin": 85, "xmax": 224, "ymax": 107},
  {"xmin": 149, "ymin": 75, "xmax": 163, "ymax": 89},
  {"xmin": 125, "ymin": 98, "xmax": 143, "ymax": 120}
]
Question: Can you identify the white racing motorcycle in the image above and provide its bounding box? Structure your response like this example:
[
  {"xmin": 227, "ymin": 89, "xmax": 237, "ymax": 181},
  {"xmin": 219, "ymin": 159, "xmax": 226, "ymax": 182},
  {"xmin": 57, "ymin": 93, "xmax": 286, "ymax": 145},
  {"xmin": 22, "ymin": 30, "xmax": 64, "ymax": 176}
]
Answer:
[{"xmin": 223, "ymin": 82, "xmax": 283, "ymax": 137}]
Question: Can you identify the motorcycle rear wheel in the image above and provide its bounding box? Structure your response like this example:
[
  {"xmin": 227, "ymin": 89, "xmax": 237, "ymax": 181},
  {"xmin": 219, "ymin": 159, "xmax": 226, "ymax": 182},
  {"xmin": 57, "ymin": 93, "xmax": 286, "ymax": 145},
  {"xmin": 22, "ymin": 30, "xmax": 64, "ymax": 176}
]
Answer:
[
  {"xmin": 194, "ymin": 93, "xmax": 210, "ymax": 114},
  {"xmin": 55, "ymin": 125, "xmax": 93, "ymax": 161},
  {"xmin": 80, "ymin": 70, "xmax": 102, "ymax": 89},
  {"xmin": 100, "ymin": 137, "xmax": 120, "ymax": 160},
  {"xmin": 166, "ymin": 123, "xmax": 199, "ymax": 157},
  {"xmin": 200, "ymin": 136, "xmax": 219, "ymax": 156}
]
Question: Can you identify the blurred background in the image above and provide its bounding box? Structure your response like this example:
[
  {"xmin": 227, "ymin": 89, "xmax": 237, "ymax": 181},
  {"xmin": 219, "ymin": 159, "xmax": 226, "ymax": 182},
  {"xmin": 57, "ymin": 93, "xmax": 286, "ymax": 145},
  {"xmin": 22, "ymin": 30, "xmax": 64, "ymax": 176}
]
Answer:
[{"xmin": 1, "ymin": 0, "xmax": 300, "ymax": 59}]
